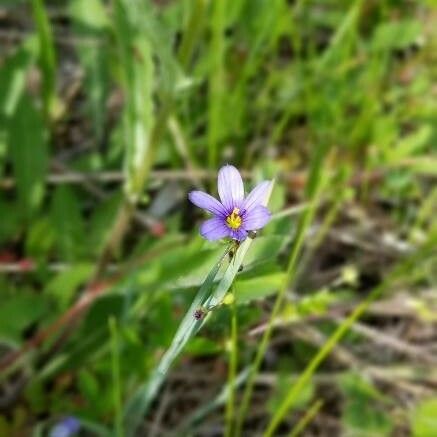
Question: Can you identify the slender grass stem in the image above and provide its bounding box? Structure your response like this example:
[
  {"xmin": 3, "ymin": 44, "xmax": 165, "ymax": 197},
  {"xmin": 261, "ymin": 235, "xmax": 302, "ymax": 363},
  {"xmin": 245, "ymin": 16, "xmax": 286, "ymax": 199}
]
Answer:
[
  {"xmin": 31, "ymin": 0, "xmax": 58, "ymax": 121},
  {"xmin": 295, "ymin": 166, "xmax": 350, "ymax": 284},
  {"xmin": 178, "ymin": 0, "xmax": 207, "ymax": 69},
  {"xmin": 264, "ymin": 232, "xmax": 437, "ymax": 435},
  {"xmin": 225, "ymin": 294, "xmax": 238, "ymax": 437},
  {"xmin": 109, "ymin": 317, "xmax": 123, "ymax": 437},
  {"xmin": 208, "ymin": 0, "xmax": 226, "ymax": 169},
  {"xmin": 123, "ymin": 243, "xmax": 234, "ymax": 435},
  {"xmin": 264, "ymin": 289, "xmax": 384, "ymax": 435},
  {"xmin": 288, "ymin": 400, "xmax": 323, "ymax": 437},
  {"xmin": 235, "ymin": 146, "xmax": 326, "ymax": 436}
]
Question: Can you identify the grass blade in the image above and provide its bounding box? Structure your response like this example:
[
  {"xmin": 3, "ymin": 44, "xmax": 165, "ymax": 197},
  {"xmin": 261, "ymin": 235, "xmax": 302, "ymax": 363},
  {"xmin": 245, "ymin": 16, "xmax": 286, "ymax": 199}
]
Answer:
[
  {"xmin": 288, "ymin": 400, "xmax": 323, "ymax": 437},
  {"xmin": 235, "ymin": 141, "xmax": 329, "ymax": 435},
  {"xmin": 8, "ymin": 95, "xmax": 48, "ymax": 218},
  {"xmin": 69, "ymin": 0, "xmax": 109, "ymax": 143},
  {"xmin": 109, "ymin": 317, "xmax": 123, "ymax": 437},
  {"xmin": 208, "ymin": 0, "xmax": 227, "ymax": 169},
  {"xmin": 113, "ymin": 0, "xmax": 154, "ymax": 204},
  {"xmin": 178, "ymin": 0, "xmax": 207, "ymax": 70},
  {"xmin": 31, "ymin": 0, "xmax": 58, "ymax": 120},
  {"xmin": 264, "ymin": 232, "xmax": 437, "ymax": 436},
  {"xmin": 123, "ymin": 243, "xmax": 232, "ymax": 435},
  {"xmin": 225, "ymin": 293, "xmax": 238, "ymax": 437}
]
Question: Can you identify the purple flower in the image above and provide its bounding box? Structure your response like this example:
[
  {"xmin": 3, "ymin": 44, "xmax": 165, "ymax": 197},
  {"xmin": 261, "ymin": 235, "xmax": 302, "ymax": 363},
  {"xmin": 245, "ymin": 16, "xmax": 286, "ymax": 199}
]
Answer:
[
  {"xmin": 50, "ymin": 417, "xmax": 80, "ymax": 437},
  {"xmin": 189, "ymin": 165, "xmax": 272, "ymax": 241}
]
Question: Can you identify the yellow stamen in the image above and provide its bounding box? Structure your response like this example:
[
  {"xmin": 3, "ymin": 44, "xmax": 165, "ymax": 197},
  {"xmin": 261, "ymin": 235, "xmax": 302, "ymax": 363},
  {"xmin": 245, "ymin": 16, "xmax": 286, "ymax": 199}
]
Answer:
[{"xmin": 226, "ymin": 207, "xmax": 242, "ymax": 230}]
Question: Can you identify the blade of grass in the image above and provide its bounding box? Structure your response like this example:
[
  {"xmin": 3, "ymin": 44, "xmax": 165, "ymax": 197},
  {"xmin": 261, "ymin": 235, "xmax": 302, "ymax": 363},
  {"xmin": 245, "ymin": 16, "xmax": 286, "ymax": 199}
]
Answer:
[
  {"xmin": 270, "ymin": 0, "xmax": 363, "ymax": 145},
  {"xmin": 123, "ymin": 242, "xmax": 232, "ymax": 435},
  {"xmin": 93, "ymin": 0, "xmax": 157, "ymax": 277},
  {"xmin": 288, "ymin": 399, "xmax": 323, "ymax": 437},
  {"xmin": 225, "ymin": 292, "xmax": 238, "ymax": 437},
  {"xmin": 69, "ymin": 0, "xmax": 109, "ymax": 143},
  {"xmin": 264, "ymin": 231, "xmax": 437, "ymax": 436},
  {"xmin": 1, "ymin": 36, "xmax": 38, "ymax": 118},
  {"xmin": 317, "ymin": 0, "xmax": 363, "ymax": 69},
  {"xmin": 113, "ymin": 0, "xmax": 154, "ymax": 204},
  {"xmin": 178, "ymin": 0, "xmax": 207, "ymax": 70},
  {"xmin": 208, "ymin": 0, "xmax": 227, "ymax": 169},
  {"xmin": 295, "ymin": 165, "xmax": 350, "ymax": 285},
  {"xmin": 9, "ymin": 95, "xmax": 48, "ymax": 219},
  {"xmin": 235, "ymin": 140, "xmax": 329, "ymax": 435},
  {"xmin": 109, "ymin": 317, "xmax": 123, "ymax": 437},
  {"xmin": 31, "ymin": 0, "xmax": 58, "ymax": 121},
  {"xmin": 235, "ymin": 4, "xmax": 364, "ymax": 430}
]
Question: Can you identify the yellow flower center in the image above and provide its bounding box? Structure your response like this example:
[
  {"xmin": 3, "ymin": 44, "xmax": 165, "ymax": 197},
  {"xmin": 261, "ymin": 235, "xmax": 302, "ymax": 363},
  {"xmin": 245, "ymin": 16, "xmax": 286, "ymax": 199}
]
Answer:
[{"xmin": 226, "ymin": 207, "xmax": 242, "ymax": 230}]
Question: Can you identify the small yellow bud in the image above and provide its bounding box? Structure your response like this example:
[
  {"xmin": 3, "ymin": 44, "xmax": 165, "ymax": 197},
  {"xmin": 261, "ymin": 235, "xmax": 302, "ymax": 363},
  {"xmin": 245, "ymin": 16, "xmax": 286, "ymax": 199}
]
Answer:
[
  {"xmin": 341, "ymin": 265, "xmax": 358, "ymax": 286},
  {"xmin": 223, "ymin": 293, "xmax": 235, "ymax": 305}
]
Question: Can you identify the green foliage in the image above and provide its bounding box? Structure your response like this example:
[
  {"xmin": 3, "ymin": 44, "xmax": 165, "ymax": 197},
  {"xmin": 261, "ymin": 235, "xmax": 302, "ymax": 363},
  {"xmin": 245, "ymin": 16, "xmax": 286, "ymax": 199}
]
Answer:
[
  {"xmin": 31, "ymin": 0, "xmax": 58, "ymax": 120},
  {"xmin": 340, "ymin": 373, "xmax": 393, "ymax": 436},
  {"xmin": 0, "ymin": 37, "xmax": 38, "ymax": 119},
  {"xmin": 372, "ymin": 20, "xmax": 423, "ymax": 51},
  {"xmin": 113, "ymin": 0, "xmax": 155, "ymax": 203},
  {"xmin": 70, "ymin": 0, "xmax": 110, "ymax": 142},
  {"xmin": 51, "ymin": 186, "xmax": 85, "ymax": 260},
  {"xmin": 268, "ymin": 375, "xmax": 314, "ymax": 414},
  {"xmin": 234, "ymin": 272, "xmax": 286, "ymax": 304},
  {"xmin": 8, "ymin": 95, "xmax": 48, "ymax": 218},
  {"xmin": 0, "ymin": 292, "xmax": 49, "ymax": 343},
  {"xmin": 45, "ymin": 264, "xmax": 93, "ymax": 309},
  {"xmin": 411, "ymin": 398, "xmax": 437, "ymax": 437},
  {"xmin": 0, "ymin": 0, "xmax": 436, "ymax": 435}
]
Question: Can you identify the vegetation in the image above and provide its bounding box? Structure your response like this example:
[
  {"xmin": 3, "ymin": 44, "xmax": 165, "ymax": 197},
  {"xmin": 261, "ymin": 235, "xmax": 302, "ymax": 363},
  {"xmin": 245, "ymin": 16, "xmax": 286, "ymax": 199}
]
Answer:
[{"xmin": 0, "ymin": 0, "xmax": 436, "ymax": 435}]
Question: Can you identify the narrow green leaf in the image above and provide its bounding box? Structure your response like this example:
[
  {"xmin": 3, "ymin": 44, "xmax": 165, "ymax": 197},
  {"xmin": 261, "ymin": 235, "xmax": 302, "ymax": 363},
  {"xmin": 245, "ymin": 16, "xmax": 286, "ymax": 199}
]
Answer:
[
  {"xmin": 234, "ymin": 273, "xmax": 286, "ymax": 304},
  {"xmin": 50, "ymin": 185, "xmax": 85, "ymax": 261},
  {"xmin": 0, "ymin": 37, "xmax": 38, "ymax": 177},
  {"xmin": 264, "ymin": 233, "xmax": 437, "ymax": 436},
  {"xmin": 340, "ymin": 373, "xmax": 393, "ymax": 436},
  {"xmin": 113, "ymin": 0, "xmax": 155, "ymax": 203},
  {"xmin": 70, "ymin": 0, "xmax": 110, "ymax": 142},
  {"xmin": 31, "ymin": 0, "xmax": 58, "ymax": 120},
  {"xmin": 8, "ymin": 95, "xmax": 48, "ymax": 217},
  {"xmin": 45, "ymin": 264, "xmax": 93, "ymax": 309},
  {"xmin": 207, "ymin": 0, "xmax": 227, "ymax": 169},
  {"xmin": 0, "ymin": 36, "xmax": 38, "ymax": 118},
  {"xmin": 372, "ymin": 19, "xmax": 422, "ymax": 51},
  {"xmin": 0, "ymin": 294, "xmax": 49, "ymax": 342},
  {"xmin": 123, "ymin": 243, "xmax": 232, "ymax": 434}
]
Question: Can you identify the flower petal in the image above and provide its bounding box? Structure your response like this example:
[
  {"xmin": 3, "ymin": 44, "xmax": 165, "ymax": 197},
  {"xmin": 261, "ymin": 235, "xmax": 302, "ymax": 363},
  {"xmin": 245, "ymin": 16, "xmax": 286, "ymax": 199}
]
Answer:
[
  {"xmin": 243, "ymin": 205, "xmax": 271, "ymax": 231},
  {"xmin": 189, "ymin": 191, "xmax": 227, "ymax": 217},
  {"xmin": 230, "ymin": 228, "xmax": 248, "ymax": 241},
  {"xmin": 200, "ymin": 217, "xmax": 230, "ymax": 241},
  {"xmin": 243, "ymin": 180, "xmax": 272, "ymax": 212},
  {"xmin": 217, "ymin": 165, "xmax": 244, "ymax": 211}
]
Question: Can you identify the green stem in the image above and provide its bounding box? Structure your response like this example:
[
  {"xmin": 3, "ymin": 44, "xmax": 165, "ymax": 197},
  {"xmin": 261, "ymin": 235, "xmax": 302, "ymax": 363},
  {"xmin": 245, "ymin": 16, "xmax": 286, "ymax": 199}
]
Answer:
[
  {"xmin": 208, "ymin": 0, "xmax": 226, "ymax": 170},
  {"xmin": 235, "ymin": 142, "xmax": 328, "ymax": 435},
  {"xmin": 178, "ymin": 0, "xmax": 207, "ymax": 69},
  {"xmin": 31, "ymin": 0, "xmax": 57, "ymax": 121},
  {"xmin": 288, "ymin": 400, "xmax": 323, "ymax": 437},
  {"xmin": 109, "ymin": 317, "xmax": 123, "ymax": 437},
  {"xmin": 264, "ymin": 232, "xmax": 437, "ymax": 435},
  {"xmin": 225, "ymin": 294, "xmax": 238, "ymax": 437}
]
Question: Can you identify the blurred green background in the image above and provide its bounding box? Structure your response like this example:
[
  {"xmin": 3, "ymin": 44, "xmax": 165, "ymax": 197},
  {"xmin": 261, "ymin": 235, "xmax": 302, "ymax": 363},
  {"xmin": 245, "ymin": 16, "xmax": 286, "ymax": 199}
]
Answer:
[{"xmin": 0, "ymin": 0, "xmax": 436, "ymax": 435}]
